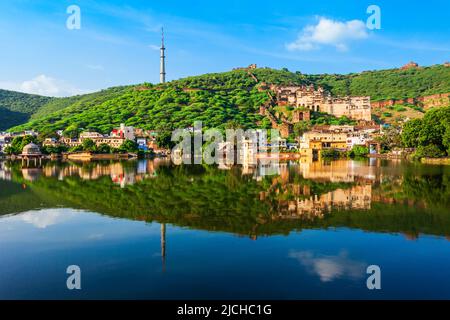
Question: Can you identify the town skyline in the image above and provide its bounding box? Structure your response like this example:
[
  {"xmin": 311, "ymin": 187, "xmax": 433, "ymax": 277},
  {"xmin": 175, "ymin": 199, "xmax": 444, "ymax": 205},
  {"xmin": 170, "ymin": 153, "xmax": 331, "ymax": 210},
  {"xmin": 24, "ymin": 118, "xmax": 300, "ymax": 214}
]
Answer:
[{"xmin": 0, "ymin": 0, "xmax": 449, "ymax": 97}]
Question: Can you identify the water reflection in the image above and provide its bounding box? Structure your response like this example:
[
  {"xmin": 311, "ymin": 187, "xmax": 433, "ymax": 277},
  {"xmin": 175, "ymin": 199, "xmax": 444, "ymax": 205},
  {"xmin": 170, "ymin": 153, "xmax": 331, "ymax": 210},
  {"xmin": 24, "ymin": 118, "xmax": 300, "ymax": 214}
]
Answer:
[
  {"xmin": 1, "ymin": 159, "xmax": 450, "ymax": 299},
  {"xmin": 288, "ymin": 250, "xmax": 366, "ymax": 283},
  {"xmin": 14, "ymin": 208, "xmax": 77, "ymax": 229},
  {"xmin": 0, "ymin": 158, "xmax": 384, "ymax": 184},
  {"xmin": 13, "ymin": 159, "xmax": 170, "ymax": 187},
  {"xmin": 0, "ymin": 158, "xmax": 449, "ymax": 239}
]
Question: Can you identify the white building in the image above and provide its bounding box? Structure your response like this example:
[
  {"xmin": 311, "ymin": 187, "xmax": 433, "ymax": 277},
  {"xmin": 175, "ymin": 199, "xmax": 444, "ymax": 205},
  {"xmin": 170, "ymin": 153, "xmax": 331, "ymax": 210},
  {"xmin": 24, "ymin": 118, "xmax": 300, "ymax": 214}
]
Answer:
[
  {"xmin": 80, "ymin": 132, "xmax": 105, "ymax": 140},
  {"xmin": 111, "ymin": 124, "xmax": 135, "ymax": 141}
]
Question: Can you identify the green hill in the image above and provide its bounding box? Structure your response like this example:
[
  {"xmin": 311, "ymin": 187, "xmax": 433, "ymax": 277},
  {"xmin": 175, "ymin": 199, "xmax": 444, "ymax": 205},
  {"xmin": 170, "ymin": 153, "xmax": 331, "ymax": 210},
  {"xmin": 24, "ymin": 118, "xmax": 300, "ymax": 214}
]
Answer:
[
  {"xmin": 0, "ymin": 87, "xmax": 133, "ymax": 131},
  {"xmin": 9, "ymin": 69, "xmax": 289, "ymax": 134},
  {"xmin": 307, "ymin": 64, "xmax": 450, "ymax": 101},
  {"xmin": 5, "ymin": 64, "xmax": 450, "ymax": 134},
  {"xmin": 0, "ymin": 89, "xmax": 52, "ymax": 130}
]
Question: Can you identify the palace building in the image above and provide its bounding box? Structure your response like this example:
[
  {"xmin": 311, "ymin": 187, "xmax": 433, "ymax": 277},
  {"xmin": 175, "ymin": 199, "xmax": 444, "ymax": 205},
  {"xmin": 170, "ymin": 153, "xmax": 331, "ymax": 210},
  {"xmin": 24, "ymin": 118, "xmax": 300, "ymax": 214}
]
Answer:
[{"xmin": 274, "ymin": 84, "xmax": 372, "ymax": 121}]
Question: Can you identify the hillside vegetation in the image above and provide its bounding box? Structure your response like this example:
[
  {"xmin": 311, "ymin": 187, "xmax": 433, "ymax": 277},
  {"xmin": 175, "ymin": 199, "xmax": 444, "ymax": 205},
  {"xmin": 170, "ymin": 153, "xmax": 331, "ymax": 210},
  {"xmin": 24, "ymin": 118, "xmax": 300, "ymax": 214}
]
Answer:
[
  {"xmin": 4, "ymin": 64, "xmax": 450, "ymax": 133},
  {"xmin": 307, "ymin": 64, "xmax": 450, "ymax": 101},
  {"xmin": 10, "ymin": 69, "xmax": 289, "ymax": 135},
  {"xmin": 0, "ymin": 89, "xmax": 52, "ymax": 130}
]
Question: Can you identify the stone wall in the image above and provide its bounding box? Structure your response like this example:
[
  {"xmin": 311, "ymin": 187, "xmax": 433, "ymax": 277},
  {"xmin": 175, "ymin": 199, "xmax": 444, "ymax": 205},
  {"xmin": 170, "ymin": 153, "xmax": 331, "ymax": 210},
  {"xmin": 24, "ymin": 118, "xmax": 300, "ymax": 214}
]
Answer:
[
  {"xmin": 292, "ymin": 109, "xmax": 311, "ymax": 122},
  {"xmin": 371, "ymin": 92, "xmax": 449, "ymax": 110}
]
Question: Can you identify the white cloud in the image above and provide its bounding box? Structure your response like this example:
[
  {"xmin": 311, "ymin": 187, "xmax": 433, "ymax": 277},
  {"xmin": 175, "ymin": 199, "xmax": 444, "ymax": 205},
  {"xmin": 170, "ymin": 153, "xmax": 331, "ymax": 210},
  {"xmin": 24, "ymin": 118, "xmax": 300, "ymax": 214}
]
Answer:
[
  {"xmin": 289, "ymin": 250, "xmax": 366, "ymax": 282},
  {"xmin": 17, "ymin": 209, "xmax": 77, "ymax": 229},
  {"xmin": 0, "ymin": 75, "xmax": 88, "ymax": 97},
  {"xmin": 287, "ymin": 17, "xmax": 369, "ymax": 52},
  {"xmin": 148, "ymin": 44, "xmax": 160, "ymax": 51}
]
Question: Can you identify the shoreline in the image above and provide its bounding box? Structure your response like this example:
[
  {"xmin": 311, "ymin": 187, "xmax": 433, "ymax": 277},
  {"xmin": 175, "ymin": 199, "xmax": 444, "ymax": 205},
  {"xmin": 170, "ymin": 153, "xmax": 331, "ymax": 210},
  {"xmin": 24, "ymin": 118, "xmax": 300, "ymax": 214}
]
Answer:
[
  {"xmin": 0, "ymin": 152, "xmax": 168, "ymax": 162},
  {"xmin": 62, "ymin": 152, "xmax": 134, "ymax": 161},
  {"xmin": 2, "ymin": 152, "xmax": 449, "ymax": 165},
  {"xmin": 420, "ymin": 157, "xmax": 450, "ymax": 165}
]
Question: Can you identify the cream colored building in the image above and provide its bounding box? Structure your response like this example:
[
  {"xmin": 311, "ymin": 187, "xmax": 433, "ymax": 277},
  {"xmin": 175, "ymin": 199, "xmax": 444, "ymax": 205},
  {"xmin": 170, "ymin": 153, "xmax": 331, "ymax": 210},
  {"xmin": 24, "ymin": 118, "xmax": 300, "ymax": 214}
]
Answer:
[
  {"xmin": 80, "ymin": 132, "xmax": 104, "ymax": 139},
  {"xmin": 61, "ymin": 135, "xmax": 126, "ymax": 149},
  {"xmin": 299, "ymin": 131, "xmax": 348, "ymax": 157},
  {"xmin": 275, "ymin": 85, "xmax": 372, "ymax": 121}
]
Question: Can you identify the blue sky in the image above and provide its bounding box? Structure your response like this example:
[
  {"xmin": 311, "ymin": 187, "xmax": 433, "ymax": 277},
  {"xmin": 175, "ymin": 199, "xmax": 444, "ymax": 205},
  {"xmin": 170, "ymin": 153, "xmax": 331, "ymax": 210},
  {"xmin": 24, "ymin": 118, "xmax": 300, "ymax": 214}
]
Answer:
[{"xmin": 0, "ymin": 0, "xmax": 449, "ymax": 96}]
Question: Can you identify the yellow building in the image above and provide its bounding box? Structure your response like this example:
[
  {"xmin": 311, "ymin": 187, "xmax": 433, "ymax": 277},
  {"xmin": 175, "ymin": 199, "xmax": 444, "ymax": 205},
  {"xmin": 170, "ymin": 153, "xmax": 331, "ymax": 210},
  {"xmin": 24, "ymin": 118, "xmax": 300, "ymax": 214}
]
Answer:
[
  {"xmin": 299, "ymin": 131, "xmax": 348, "ymax": 157},
  {"xmin": 60, "ymin": 135, "xmax": 126, "ymax": 149}
]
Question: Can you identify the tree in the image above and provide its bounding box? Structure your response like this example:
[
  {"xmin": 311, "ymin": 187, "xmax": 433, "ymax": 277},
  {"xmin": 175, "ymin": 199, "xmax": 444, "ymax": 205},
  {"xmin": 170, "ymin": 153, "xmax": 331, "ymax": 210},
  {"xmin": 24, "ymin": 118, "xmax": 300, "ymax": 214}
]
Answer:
[
  {"xmin": 41, "ymin": 145, "xmax": 68, "ymax": 154},
  {"xmin": 156, "ymin": 130, "xmax": 174, "ymax": 149},
  {"xmin": 293, "ymin": 121, "xmax": 310, "ymax": 139},
  {"xmin": 402, "ymin": 118, "xmax": 422, "ymax": 147},
  {"xmin": 225, "ymin": 120, "xmax": 243, "ymax": 130},
  {"xmin": 401, "ymin": 106, "xmax": 450, "ymax": 157},
  {"xmin": 6, "ymin": 135, "xmax": 38, "ymax": 154},
  {"xmin": 38, "ymin": 129, "xmax": 58, "ymax": 141},
  {"xmin": 377, "ymin": 126, "xmax": 402, "ymax": 152},
  {"xmin": 349, "ymin": 145, "xmax": 369, "ymax": 157},
  {"xmin": 443, "ymin": 124, "xmax": 450, "ymax": 155},
  {"xmin": 415, "ymin": 144, "xmax": 446, "ymax": 158},
  {"xmin": 3, "ymin": 146, "xmax": 13, "ymax": 155},
  {"xmin": 82, "ymin": 139, "xmax": 97, "ymax": 152},
  {"xmin": 64, "ymin": 125, "xmax": 80, "ymax": 139},
  {"xmin": 97, "ymin": 143, "xmax": 111, "ymax": 154},
  {"xmin": 418, "ymin": 107, "xmax": 449, "ymax": 152},
  {"xmin": 119, "ymin": 139, "xmax": 138, "ymax": 153},
  {"xmin": 69, "ymin": 145, "xmax": 83, "ymax": 152}
]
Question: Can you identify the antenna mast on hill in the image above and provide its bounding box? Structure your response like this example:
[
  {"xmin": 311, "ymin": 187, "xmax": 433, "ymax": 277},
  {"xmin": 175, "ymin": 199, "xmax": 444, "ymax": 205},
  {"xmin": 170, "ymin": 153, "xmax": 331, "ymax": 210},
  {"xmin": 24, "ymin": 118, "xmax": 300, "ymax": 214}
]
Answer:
[{"xmin": 160, "ymin": 27, "xmax": 166, "ymax": 83}]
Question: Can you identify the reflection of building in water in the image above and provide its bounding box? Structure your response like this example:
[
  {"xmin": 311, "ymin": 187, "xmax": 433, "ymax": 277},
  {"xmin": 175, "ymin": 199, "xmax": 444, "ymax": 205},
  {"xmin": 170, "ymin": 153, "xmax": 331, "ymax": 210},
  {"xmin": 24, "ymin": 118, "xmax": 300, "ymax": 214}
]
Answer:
[
  {"xmin": 217, "ymin": 158, "xmax": 282, "ymax": 180},
  {"xmin": 37, "ymin": 159, "xmax": 170, "ymax": 186},
  {"xmin": 22, "ymin": 168, "xmax": 43, "ymax": 182},
  {"xmin": 288, "ymin": 185, "xmax": 371, "ymax": 219},
  {"xmin": 218, "ymin": 158, "xmax": 381, "ymax": 184},
  {"xmin": 257, "ymin": 160, "xmax": 374, "ymax": 219},
  {"xmin": 240, "ymin": 160, "xmax": 282, "ymax": 180},
  {"xmin": 110, "ymin": 162, "xmax": 136, "ymax": 188},
  {"xmin": 0, "ymin": 162, "xmax": 12, "ymax": 181},
  {"xmin": 111, "ymin": 172, "xmax": 136, "ymax": 188},
  {"xmin": 266, "ymin": 184, "xmax": 372, "ymax": 220},
  {"xmin": 299, "ymin": 159, "xmax": 378, "ymax": 183}
]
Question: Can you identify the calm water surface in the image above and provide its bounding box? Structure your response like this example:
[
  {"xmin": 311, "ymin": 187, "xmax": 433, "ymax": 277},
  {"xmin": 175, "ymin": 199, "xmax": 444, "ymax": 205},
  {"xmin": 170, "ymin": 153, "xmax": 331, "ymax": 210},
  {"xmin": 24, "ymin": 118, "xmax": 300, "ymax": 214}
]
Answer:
[{"xmin": 0, "ymin": 158, "xmax": 449, "ymax": 299}]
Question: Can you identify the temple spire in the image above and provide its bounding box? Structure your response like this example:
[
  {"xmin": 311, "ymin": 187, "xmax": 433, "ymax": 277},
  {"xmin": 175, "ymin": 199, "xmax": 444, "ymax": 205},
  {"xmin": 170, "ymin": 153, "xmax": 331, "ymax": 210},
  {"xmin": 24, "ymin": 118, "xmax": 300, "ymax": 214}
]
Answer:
[{"xmin": 160, "ymin": 27, "xmax": 166, "ymax": 83}]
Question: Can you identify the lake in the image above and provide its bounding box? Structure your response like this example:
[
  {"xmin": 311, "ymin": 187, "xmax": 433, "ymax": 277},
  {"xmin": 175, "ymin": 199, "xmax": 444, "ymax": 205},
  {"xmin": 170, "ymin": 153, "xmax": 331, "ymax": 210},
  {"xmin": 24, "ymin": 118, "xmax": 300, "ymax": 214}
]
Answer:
[{"xmin": 0, "ymin": 158, "xmax": 449, "ymax": 299}]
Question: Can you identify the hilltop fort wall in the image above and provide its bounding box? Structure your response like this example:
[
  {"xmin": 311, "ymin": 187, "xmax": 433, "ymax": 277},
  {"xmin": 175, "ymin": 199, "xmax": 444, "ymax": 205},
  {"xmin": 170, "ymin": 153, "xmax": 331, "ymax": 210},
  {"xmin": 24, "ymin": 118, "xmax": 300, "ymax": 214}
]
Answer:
[{"xmin": 371, "ymin": 92, "xmax": 449, "ymax": 110}]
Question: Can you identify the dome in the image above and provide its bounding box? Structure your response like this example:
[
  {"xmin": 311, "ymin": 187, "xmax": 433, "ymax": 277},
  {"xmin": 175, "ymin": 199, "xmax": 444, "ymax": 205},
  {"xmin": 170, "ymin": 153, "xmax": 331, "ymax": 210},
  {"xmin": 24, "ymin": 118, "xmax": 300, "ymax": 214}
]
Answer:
[{"xmin": 22, "ymin": 143, "xmax": 42, "ymax": 156}]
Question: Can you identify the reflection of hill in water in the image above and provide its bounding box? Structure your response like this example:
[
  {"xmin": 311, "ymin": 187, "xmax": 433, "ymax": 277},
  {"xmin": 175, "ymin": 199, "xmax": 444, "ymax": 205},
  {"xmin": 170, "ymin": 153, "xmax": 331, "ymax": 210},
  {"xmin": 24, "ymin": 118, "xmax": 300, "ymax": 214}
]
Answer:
[{"xmin": 0, "ymin": 159, "xmax": 449, "ymax": 239}]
